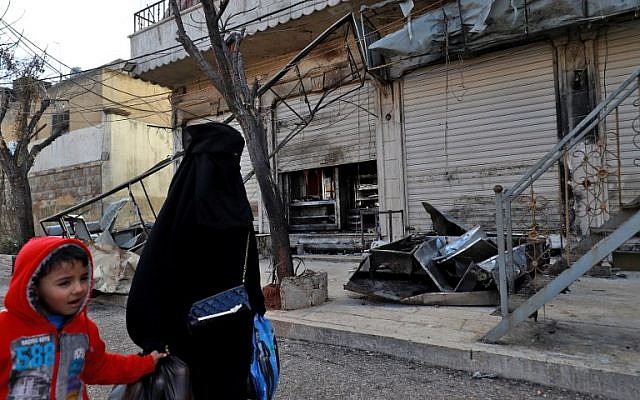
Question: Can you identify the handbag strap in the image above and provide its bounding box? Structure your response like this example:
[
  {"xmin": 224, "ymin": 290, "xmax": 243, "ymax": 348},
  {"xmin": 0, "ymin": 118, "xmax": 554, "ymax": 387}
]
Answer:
[{"xmin": 242, "ymin": 230, "xmax": 251, "ymax": 283}]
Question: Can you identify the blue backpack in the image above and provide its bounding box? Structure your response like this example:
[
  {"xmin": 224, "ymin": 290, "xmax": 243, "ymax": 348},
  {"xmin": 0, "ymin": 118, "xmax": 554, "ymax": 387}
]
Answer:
[{"xmin": 249, "ymin": 315, "xmax": 280, "ymax": 400}]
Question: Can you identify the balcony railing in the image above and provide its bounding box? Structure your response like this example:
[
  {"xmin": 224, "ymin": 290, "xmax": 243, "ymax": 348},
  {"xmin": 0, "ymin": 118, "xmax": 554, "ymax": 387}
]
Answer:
[{"xmin": 134, "ymin": 0, "xmax": 197, "ymax": 32}]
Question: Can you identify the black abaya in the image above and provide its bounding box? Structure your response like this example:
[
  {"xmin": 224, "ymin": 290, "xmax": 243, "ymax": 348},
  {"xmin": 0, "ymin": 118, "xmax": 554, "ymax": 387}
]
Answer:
[{"xmin": 126, "ymin": 122, "xmax": 266, "ymax": 399}]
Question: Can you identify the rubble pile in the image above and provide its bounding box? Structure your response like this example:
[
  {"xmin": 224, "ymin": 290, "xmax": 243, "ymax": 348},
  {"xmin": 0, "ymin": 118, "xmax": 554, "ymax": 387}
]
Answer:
[{"xmin": 345, "ymin": 202, "xmax": 545, "ymax": 306}]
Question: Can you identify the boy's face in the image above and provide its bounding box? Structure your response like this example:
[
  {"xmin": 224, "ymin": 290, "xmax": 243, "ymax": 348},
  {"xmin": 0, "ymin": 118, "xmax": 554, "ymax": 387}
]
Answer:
[{"xmin": 36, "ymin": 260, "xmax": 90, "ymax": 316}]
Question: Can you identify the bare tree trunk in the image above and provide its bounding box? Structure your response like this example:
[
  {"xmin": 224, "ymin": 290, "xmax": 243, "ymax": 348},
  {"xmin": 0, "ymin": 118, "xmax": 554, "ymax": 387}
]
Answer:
[
  {"xmin": 5, "ymin": 170, "xmax": 35, "ymax": 248},
  {"xmin": 235, "ymin": 111, "xmax": 293, "ymax": 280}
]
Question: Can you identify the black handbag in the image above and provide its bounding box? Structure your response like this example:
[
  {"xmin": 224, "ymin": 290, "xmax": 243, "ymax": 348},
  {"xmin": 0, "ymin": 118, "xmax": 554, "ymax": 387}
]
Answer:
[{"xmin": 187, "ymin": 232, "xmax": 252, "ymax": 327}]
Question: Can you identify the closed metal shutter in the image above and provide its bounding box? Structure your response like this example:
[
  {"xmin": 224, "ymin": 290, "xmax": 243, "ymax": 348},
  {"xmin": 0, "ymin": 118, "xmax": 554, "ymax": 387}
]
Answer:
[
  {"xmin": 274, "ymin": 82, "xmax": 376, "ymax": 172},
  {"xmin": 596, "ymin": 21, "xmax": 640, "ymax": 207},
  {"xmin": 403, "ymin": 43, "xmax": 560, "ymax": 232}
]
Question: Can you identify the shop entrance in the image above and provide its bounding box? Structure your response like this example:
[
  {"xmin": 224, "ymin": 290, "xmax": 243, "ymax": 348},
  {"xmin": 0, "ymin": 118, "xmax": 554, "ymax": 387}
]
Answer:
[{"xmin": 283, "ymin": 161, "xmax": 378, "ymax": 232}]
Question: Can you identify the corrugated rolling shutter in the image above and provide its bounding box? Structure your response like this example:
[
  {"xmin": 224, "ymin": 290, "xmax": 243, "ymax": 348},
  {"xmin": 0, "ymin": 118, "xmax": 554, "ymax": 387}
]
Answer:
[
  {"xmin": 274, "ymin": 82, "xmax": 376, "ymax": 172},
  {"xmin": 403, "ymin": 43, "xmax": 560, "ymax": 233},
  {"xmin": 596, "ymin": 21, "xmax": 640, "ymax": 207}
]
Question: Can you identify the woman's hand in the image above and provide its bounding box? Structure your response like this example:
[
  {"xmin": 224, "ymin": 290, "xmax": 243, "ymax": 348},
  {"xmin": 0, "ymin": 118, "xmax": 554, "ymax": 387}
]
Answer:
[{"xmin": 149, "ymin": 350, "xmax": 168, "ymax": 366}]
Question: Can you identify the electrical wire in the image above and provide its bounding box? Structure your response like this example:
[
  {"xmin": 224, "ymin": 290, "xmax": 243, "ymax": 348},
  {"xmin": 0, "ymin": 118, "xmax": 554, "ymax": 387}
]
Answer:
[{"xmin": 0, "ymin": 19, "xmax": 172, "ymax": 117}]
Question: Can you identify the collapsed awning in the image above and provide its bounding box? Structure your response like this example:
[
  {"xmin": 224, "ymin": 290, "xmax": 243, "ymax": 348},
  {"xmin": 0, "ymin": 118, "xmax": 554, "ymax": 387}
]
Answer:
[{"xmin": 367, "ymin": 0, "xmax": 640, "ymax": 75}]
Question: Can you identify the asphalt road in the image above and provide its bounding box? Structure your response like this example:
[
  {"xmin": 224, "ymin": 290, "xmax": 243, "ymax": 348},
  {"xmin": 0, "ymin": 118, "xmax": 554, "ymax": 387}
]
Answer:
[{"xmin": 85, "ymin": 299, "xmax": 610, "ymax": 400}]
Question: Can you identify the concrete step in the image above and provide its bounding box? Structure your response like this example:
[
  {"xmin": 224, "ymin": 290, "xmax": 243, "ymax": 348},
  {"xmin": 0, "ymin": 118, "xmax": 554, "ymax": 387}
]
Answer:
[{"xmin": 571, "ymin": 203, "xmax": 640, "ymax": 270}]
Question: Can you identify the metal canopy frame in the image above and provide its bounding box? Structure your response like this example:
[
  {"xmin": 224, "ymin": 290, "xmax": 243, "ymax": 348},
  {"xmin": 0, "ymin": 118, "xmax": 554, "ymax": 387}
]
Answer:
[{"xmin": 41, "ymin": 12, "xmax": 371, "ymax": 241}]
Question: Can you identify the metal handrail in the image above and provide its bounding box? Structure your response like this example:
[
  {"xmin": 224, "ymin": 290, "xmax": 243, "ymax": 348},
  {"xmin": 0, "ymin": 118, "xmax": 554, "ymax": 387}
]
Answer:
[
  {"xmin": 494, "ymin": 65, "xmax": 640, "ymax": 321},
  {"xmin": 39, "ymin": 152, "xmax": 182, "ymax": 234},
  {"xmin": 505, "ymin": 65, "xmax": 640, "ymax": 200}
]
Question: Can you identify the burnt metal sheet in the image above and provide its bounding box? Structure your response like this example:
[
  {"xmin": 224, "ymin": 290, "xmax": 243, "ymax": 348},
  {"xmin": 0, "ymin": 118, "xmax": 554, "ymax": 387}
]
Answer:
[
  {"xmin": 401, "ymin": 290, "xmax": 499, "ymax": 306},
  {"xmin": 344, "ymin": 276, "xmax": 432, "ymax": 301},
  {"xmin": 344, "ymin": 257, "xmax": 434, "ymax": 301},
  {"xmin": 100, "ymin": 198, "xmax": 129, "ymax": 232},
  {"xmin": 345, "ymin": 223, "xmax": 529, "ymax": 305},
  {"xmin": 476, "ymin": 243, "xmax": 529, "ymax": 282},
  {"xmin": 421, "ymin": 201, "xmax": 467, "ymax": 236},
  {"xmin": 413, "ymin": 237, "xmax": 452, "ymax": 291},
  {"xmin": 368, "ymin": 234, "xmax": 429, "ymax": 274},
  {"xmin": 452, "ymin": 260, "xmax": 478, "ymax": 292},
  {"xmin": 344, "ymin": 254, "xmax": 438, "ymax": 300},
  {"xmin": 434, "ymin": 225, "xmax": 497, "ymax": 263}
]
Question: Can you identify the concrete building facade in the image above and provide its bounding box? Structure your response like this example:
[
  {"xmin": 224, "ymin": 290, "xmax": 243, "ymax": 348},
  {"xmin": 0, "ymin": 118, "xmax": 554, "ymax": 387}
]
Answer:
[{"xmin": 127, "ymin": 0, "xmax": 640, "ymax": 252}]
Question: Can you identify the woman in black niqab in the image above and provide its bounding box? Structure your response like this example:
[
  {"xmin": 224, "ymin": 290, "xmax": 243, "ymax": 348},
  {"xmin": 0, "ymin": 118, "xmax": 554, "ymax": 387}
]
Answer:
[{"xmin": 126, "ymin": 122, "xmax": 266, "ymax": 399}]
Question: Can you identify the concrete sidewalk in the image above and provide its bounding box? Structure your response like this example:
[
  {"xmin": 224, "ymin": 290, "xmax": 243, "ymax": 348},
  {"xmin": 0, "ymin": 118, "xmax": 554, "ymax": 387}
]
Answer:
[{"xmin": 264, "ymin": 257, "xmax": 640, "ymax": 400}]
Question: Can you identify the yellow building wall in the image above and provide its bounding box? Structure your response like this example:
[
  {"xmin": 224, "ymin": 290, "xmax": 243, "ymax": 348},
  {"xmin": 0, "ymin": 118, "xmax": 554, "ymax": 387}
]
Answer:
[
  {"xmin": 101, "ymin": 115, "xmax": 173, "ymax": 228},
  {"xmin": 100, "ymin": 69, "xmax": 171, "ymax": 127}
]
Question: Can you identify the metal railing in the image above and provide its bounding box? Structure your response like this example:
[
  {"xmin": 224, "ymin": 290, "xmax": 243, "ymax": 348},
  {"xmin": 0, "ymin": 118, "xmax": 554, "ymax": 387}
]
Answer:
[
  {"xmin": 134, "ymin": 0, "xmax": 198, "ymax": 32},
  {"xmin": 39, "ymin": 153, "xmax": 180, "ymax": 243},
  {"xmin": 484, "ymin": 66, "xmax": 640, "ymax": 341}
]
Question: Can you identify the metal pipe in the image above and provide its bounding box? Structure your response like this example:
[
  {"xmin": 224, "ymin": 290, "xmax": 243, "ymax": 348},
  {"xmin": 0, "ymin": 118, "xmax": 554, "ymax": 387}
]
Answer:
[
  {"xmin": 494, "ymin": 185, "xmax": 508, "ymax": 318},
  {"xmin": 128, "ymin": 185, "xmax": 150, "ymax": 237},
  {"xmin": 505, "ymin": 199, "xmax": 514, "ymax": 293},
  {"xmin": 614, "ymin": 107, "xmax": 623, "ymax": 209},
  {"xmin": 139, "ymin": 180, "xmax": 157, "ymax": 220}
]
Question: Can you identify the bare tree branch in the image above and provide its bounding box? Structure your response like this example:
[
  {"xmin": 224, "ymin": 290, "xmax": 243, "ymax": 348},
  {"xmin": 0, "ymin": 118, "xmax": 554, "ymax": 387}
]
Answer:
[
  {"xmin": 229, "ymin": 32, "xmax": 250, "ymax": 103},
  {"xmin": 200, "ymin": 0, "xmax": 236, "ymax": 96},
  {"xmin": 0, "ymin": 88, "xmax": 10, "ymax": 125},
  {"xmin": 27, "ymin": 98, "xmax": 50, "ymax": 137},
  {"xmin": 28, "ymin": 123, "xmax": 46, "ymax": 141},
  {"xmin": 216, "ymin": 0, "xmax": 230, "ymax": 26},
  {"xmin": 26, "ymin": 125, "xmax": 64, "ymax": 171},
  {"xmin": 169, "ymin": 0, "xmax": 224, "ymax": 90}
]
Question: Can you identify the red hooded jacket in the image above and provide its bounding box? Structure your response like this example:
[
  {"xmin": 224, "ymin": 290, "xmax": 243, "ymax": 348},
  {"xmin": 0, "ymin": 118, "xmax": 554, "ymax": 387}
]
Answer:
[{"xmin": 0, "ymin": 237, "xmax": 155, "ymax": 399}]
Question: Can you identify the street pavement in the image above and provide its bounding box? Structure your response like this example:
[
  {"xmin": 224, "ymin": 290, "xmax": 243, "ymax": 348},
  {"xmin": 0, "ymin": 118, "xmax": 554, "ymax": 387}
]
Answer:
[{"xmin": 1, "ymin": 256, "xmax": 638, "ymax": 399}]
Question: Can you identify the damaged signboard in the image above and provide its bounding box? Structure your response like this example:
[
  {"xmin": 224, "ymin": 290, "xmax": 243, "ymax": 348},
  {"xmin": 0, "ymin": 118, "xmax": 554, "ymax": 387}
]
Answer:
[{"xmin": 345, "ymin": 203, "xmax": 542, "ymax": 306}]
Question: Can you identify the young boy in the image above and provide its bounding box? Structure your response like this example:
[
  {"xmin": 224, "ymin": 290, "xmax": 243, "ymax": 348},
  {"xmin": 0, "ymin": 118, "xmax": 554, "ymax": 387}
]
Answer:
[{"xmin": 0, "ymin": 236, "xmax": 165, "ymax": 399}]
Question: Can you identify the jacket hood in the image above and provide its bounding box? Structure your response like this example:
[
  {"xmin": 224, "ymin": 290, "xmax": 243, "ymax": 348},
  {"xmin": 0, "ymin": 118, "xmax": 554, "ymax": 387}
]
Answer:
[{"xmin": 4, "ymin": 237, "xmax": 94, "ymax": 323}]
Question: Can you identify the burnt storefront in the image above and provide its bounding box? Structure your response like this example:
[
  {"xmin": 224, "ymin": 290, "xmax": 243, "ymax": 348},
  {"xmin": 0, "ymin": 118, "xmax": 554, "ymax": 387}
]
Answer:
[
  {"xmin": 283, "ymin": 161, "xmax": 378, "ymax": 232},
  {"xmin": 275, "ymin": 83, "xmax": 379, "ymax": 233}
]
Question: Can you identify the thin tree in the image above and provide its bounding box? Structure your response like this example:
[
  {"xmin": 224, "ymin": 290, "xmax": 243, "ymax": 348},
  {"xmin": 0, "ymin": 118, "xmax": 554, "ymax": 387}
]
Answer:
[
  {"xmin": 0, "ymin": 42, "xmax": 65, "ymax": 249},
  {"xmin": 169, "ymin": 0, "xmax": 294, "ymax": 280}
]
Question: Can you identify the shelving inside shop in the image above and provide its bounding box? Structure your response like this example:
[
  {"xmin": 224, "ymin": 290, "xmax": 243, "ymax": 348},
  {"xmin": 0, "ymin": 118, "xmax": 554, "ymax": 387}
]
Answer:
[{"xmin": 349, "ymin": 171, "xmax": 379, "ymax": 231}]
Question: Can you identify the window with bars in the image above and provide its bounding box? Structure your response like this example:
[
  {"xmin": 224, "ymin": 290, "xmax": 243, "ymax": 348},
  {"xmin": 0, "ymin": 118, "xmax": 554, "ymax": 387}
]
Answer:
[{"xmin": 52, "ymin": 110, "xmax": 69, "ymax": 135}]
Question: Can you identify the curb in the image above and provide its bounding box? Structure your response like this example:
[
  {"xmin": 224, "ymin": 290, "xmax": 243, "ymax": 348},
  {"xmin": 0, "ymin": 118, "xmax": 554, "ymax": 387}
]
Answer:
[{"xmin": 270, "ymin": 318, "xmax": 638, "ymax": 400}]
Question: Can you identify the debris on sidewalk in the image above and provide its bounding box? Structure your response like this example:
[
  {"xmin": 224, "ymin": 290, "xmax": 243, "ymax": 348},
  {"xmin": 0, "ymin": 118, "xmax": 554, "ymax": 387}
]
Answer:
[
  {"xmin": 90, "ymin": 241, "xmax": 139, "ymax": 294},
  {"xmin": 42, "ymin": 198, "xmax": 147, "ymax": 295},
  {"xmin": 281, "ymin": 269, "xmax": 328, "ymax": 310},
  {"xmin": 471, "ymin": 371, "xmax": 498, "ymax": 379},
  {"xmin": 344, "ymin": 202, "xmax": 547, "ymax": 306}
]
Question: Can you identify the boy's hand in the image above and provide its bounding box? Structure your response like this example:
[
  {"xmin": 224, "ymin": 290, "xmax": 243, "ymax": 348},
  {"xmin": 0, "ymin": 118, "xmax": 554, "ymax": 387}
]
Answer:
[{"xmin": 149, "ymin": 350, "xmax": 168, "ymax": 366}]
